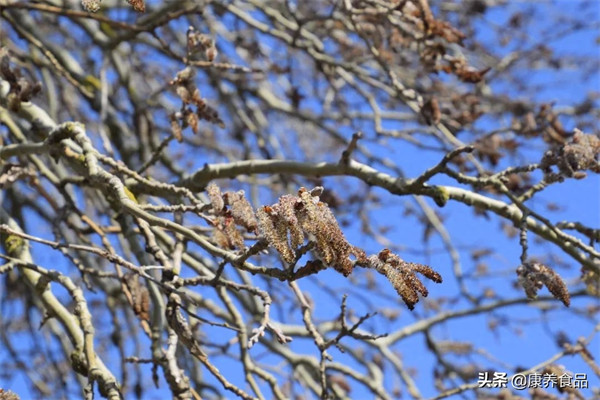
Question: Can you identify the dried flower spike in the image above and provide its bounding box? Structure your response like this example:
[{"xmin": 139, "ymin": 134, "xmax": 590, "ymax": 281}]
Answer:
[
  {"xmin": 516, "ymin": 262, "xmax": 570, "ymax": 306},
  {"xmin": 123, "ymin": 273, "xmax": 150, "ymax": 321},
  {"xmin": 200, "ymin": 186, "xmax": 442, "ymax": 310},
  {"xmin": 207, "ymin": 183, "xmax": 224, "ymax": 213},
  {"xmin": 206, "ymin": 184, "xmax": 258, "ymax": 249},
  {"xmin": 540, "ymin": 129, "xmax": 600, "ymax": 180},
  {"xmin": 257, "ymin": 187, "xmax": 357, "ymax": 275},
  {"xmin": 187, "ymin": 27, "xmax": 217, "ymax": 62},
  {"xmin": 223, "ymin": 190, "xmax": 258, "ymax": 233},
  {"xmin": 365, "ymin": 250, "xmax": 442, "ymax": 310},
  {"xmin": 257, "ymin": 205, "xmax": 295, "ymax": 263}
]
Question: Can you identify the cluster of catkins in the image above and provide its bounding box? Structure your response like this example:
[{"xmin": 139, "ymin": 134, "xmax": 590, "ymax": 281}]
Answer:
[
  {"xmin": 366, "ymin": 249, "xmax": 442, "ymax": 310},
  {"xmin": 207, "ymin": 183, "xmax": 257, "ymax": 250},
  {"xmin": 169, "ymin": 66, "xmax": 224, "ymax": 141},
  {"xmin": 207, "ymin": 185, "xmax": 442, "ymax": 310},
  {"xmin": 516, "ymin": 262, "xmax": 570, "ymax": 307},
  {"xmin": 540, "ymin": 129, "xmax": 600, "ymax": 180},
  {"xmin": 257, "ymin": 186, "xmax": 359, "ymax": 276}
]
